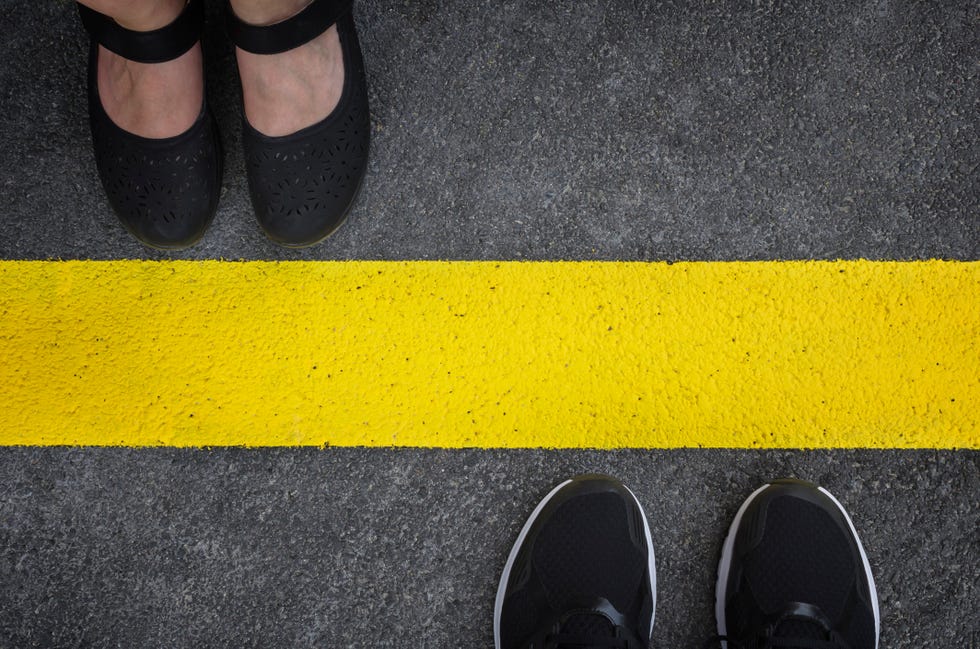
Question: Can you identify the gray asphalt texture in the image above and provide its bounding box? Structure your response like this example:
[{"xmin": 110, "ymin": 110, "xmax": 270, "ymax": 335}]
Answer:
[
  {"xmin": 1, "ymin": 449, "xmax": 977, "ymax": 649},
  {"xmin": 1, "ymin": 0, "xmax": 977, "ymax": 260},
  {"xmin": 1, "ymin": 1, "xmax": 978, "ymax": 648}
]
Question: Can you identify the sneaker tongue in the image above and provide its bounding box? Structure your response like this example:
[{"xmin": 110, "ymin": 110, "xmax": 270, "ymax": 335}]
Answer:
[
  {"xmin": 776, "ymin": 619, "xmax": 825, "ymax": 638},
  {"xmin": 556, "ymin": 613, "xmax": 617, "ymax": 648}
]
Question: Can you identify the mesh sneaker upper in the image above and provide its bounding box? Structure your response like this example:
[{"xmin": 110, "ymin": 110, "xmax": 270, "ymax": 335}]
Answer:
[
  {"xmin": 533, "ymin": 493, "xmax": 647, "ymax": 616},
  {"xmin": 721, "ymin": 482, "xmax": 878, "ymax": 649},
  {"xmin": 745, "ymin": 497, "xmax": 854, "ymax": 623},
  {"xmin": 497, "ymin": 477, "xmax": 654, "ymax": 649}
]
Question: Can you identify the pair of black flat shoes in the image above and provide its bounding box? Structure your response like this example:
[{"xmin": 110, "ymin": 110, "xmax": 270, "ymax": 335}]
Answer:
[{"xmin": 78, "ymin": 0, "xmax": 370, "ymax": 249}]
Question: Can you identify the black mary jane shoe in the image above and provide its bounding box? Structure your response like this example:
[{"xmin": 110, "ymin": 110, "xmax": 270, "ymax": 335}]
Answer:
[
  {"xmin": 78, "ymin": 0, "xmax": 223, "ymax": 250},
  {"xmin": 226, "ymin": 0, "xmax": 371, "ymax": 248}
]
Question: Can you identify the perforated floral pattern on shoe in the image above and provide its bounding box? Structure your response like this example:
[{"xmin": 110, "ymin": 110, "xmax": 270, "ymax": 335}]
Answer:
[
  {"xmin": 241, "ymin": 13, "xmax": 370, "ymax": 247},
  {"xmin": 86, "ymin": 45, "xmax": 222, "ymax": 250}
]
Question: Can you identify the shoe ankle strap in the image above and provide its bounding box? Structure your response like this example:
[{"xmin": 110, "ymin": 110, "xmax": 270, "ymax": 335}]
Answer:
[
  {"xmin": 225, "ymin": 0, "xmax": 353, "ymax": 55},
  {"xmin": 77, "ymin": 0, "xmax": 203, "ymax": 64}
]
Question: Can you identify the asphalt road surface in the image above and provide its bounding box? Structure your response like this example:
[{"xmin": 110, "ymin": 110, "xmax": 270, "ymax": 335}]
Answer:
[{"xmin": 1, "ymin": 1, "xmax": 977, "ymax": 647}]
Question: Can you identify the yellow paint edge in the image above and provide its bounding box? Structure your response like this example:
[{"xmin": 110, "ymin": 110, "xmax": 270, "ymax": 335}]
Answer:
[{"xmin": 0, "ymin": 260, "xmax": 977, "ymax": 448}]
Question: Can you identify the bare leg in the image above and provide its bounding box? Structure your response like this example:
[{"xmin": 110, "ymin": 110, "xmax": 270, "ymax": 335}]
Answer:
[
  {"xmin": 230, "ymin": 0, "xmax": 345, "ymax": 137},
  {"xmin": 78, "ymin": 0, "xmax": 203, "ymax": 138}
]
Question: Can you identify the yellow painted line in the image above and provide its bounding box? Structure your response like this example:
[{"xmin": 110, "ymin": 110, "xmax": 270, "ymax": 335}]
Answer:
[{"xmin": 0, "ymin": 260, "xmax": 976, "ymax": 448}]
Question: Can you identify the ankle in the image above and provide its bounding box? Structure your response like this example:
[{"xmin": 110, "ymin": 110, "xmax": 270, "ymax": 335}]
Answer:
[
  {"xmin": 230, "ymin": 0, "xmax": 311, "ymax": 26},
  {"xmin": 110, "ymin": 0, "xmax": 187, "ymax": 31}
]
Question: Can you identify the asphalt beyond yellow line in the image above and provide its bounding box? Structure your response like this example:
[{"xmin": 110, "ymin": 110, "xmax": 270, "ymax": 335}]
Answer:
[{"xmin": 0, "ymin": 260, "xmax": 977, "ymax": 448}]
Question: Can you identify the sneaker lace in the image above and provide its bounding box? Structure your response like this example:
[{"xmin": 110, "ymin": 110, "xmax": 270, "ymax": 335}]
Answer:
[
  {"xmin": 545, "ymin": 613, "xmax": 630, "ymax": 649},
  {"xmin": 546, "ymin": 633, "xmax": 629, "ymax": 648},
  {"xmin": 700, "ymin": 628, "xmax": 851, "ymax": 649}
]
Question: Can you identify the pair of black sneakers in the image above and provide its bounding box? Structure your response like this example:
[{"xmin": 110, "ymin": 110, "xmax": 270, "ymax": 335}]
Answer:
[{"xmin": 495, "ymin": 476, "xmax": 879, "ymax": 649}]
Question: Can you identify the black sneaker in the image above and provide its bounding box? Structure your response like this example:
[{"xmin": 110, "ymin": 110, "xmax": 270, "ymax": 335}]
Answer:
[
  {"xmin": 714, "ymin": 479, "xmax": 880, "ymax": 649},
  {"xmin": 494, "ymin": 475, "xmax": 656, "ymax": 649}
]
